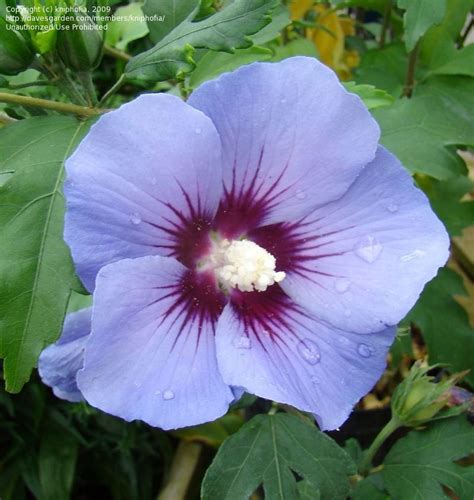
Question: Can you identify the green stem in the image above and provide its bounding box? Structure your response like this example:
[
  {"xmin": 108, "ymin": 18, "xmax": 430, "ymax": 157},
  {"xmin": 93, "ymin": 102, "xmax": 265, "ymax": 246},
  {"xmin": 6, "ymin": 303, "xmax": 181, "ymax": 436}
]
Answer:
[
  {"xmin": 379, "ymin": 0, "xmax": 392, "ymax": 48},
  {"xmin": 0, "ymin": 92, "xmax": 104, "ymax": 117},
  {"xmin": 104, "ymin": 44, "xmax": 132, "ymax": 62},
  {"xmin": 56, "ymin": 58, "xmax": 89, "ymax": 106},
  {"xmin": 78, "ymin": 71, "xmax": 99, "ymax": 107},
  {"xmin": 403, "ymin": 41, "xmax": 420, "ymax": 98},
  {"xmin": 99, "ymin": 74, "xmax": 126, "ymax": 106},
  {"xmin": 358, "ymin": 417, "xmax": 401, "ymax": 475},
  {"xmin": 158, "ymin": 440, "xmax": 202, "ymax": 500},
  {"xmin": 9, "ymin": 80, "xmax": 52, "ymax": 90}
]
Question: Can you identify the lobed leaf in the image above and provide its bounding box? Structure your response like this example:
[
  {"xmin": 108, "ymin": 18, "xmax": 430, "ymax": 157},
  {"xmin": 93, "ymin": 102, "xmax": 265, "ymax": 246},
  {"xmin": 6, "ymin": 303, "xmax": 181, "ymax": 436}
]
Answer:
[
  {"xmin": 143, "ymin": 0, "xmax": 200, "ymax": 44},
  {"xmin": 125, "ymin": 0, "xmax": 277, "ymax": 82},
  {"xmin": 382, "ymin": 416, "xmax": 474, "ymax": 499},
  {"xmin": 343, "ymin": 82, "xmax": 394, "ymax": 110},
  {"xmin": 405, "ymin": 268, "xmax": 474, "ymax": 387},
  {"xmin": 397, "ymin": 0, "xmax": 447, "ymax": 51},
  {"xmin": 373, "ymin": 75, "xmax": 474, "ymax": 180},
  {"xmin": 201, "ymin": 413, "xmax": 355, "ymax": 500},
  {"xmin": 0, "ymin": 116, "xmax": 90, "ymax": 393}
]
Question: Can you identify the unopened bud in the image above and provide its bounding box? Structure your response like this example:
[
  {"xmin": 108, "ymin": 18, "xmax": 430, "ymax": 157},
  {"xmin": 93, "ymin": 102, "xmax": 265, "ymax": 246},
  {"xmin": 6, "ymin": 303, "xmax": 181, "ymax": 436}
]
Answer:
[{"xmin": 0, "ymin": 18, "xmax": 35, "ymax": 75}]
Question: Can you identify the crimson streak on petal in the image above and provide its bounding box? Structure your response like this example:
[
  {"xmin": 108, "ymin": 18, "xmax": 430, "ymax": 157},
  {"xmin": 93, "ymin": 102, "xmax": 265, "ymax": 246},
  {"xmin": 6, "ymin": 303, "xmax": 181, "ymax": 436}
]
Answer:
[
  {"xmin": 213, "ymin": 147, "xmax": 295, "ymax": 238},
  {"xmin": 249, "ymin": 219, "xmax": 352, "ymax": 283},
  {"xmin": 229, "ymin": 285, "xmax": 311, "ymax": 352},
  {"xmin": 154, "ymin": 269, "xmax": 226, "ymax": 350}
]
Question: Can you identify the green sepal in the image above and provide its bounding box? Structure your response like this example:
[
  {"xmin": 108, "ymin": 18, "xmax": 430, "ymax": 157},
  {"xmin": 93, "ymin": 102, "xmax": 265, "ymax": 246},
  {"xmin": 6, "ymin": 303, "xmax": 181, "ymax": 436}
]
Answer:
[{"xmin": 57, "ymin": 12, "xmax": 103, "ymax": 71}]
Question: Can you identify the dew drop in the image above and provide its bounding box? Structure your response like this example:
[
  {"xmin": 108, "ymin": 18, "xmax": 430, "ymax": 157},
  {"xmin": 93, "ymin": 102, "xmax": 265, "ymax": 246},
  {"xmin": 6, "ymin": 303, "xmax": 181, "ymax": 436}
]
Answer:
[
  {"xmin": 295, "ymin": 189, "xmax": 306, "ymax": 200},
  {"xmin": 335, "ymin": 278, "xmax": 351, "ymax": 294},
  {"xmin": 297, "ymin": 338, "xmax": 321, "ymax": 365},
  {"xmin": 280, "ymin": 98, "xmax": 287, "ymax": 104},
  {"xmin": 151, "ymin": 177, "xmax": 157, "ymax": 185},
  {"xmin": 338, "ymin": 336, "xmax": 350, "ymax": 345},
  {"xmin": 195, "ymin": 127, "xmax": 201, "ymax": 134},
  {"xmin": 310, "ymin": 375, "xmax": 320, "ymax": 386},
  {"xmin": 357, "ymin": 343, "xmax": 375, "ymax": 358},
  {"xmin": 400, "ymin": 249, "xmax": 427, "ymax": 262},
  {"xmin": 163, "ymin": 390, "xmax": 175, "ymax": 400},
  {"xmin": 386, "ymin": 201, "xmax": 399, "ymax": 213},
  {"xmin": 130, "ymin": 212, "xmax": 141, "ymax": 225},
  {"xmin": 354, "ymin": 235, "xmax": 383, "ymax": 263},
  {"xmin": 233, "ymin": 335, "xmax": 251, "ymax": 349}
]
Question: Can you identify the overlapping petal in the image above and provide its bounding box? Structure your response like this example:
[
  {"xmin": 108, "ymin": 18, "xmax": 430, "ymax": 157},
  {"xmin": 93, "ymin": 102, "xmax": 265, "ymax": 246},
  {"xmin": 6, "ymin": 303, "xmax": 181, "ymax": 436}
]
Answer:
[
  {"xmin": 64, "ymin": 94, "xmax": 223, "ymax": 291},
  {"xmin": 250, "ymin": 147, "xmax": 449, "ymax": 333},
  {"xmin": 38, "ymin": 308, "xmax": 91, "ymax": 402},
  {"xmin": 77, "ymin": 256, "xmax": 234, "ymax": 430},
  {"xmin": 215, "ymin": 287, "xmax": 395, "ymax": 430},
  {"xmin": 188, "ymin": 56, "xmax": 380, "ymax": 237}
]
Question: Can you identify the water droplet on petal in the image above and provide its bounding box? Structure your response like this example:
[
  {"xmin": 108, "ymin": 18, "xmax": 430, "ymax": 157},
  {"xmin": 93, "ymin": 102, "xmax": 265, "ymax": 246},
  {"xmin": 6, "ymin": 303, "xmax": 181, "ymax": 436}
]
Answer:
[
  {"xmin": 354, "ymin": 235, "xmax": 383, "ymax": 263},
  {"xmin": 130, "ymin": 213, "xmax": 141, "ymax": 225},
  {"xmin": 344, "ymin": 309, "xmax": 352, "ymax": 317},
  {"xmin": 163, "ymin": 390, "xmax": 174, "ymax": 400},
  {"xmin": 310, "ymin": 375, "xmax": 320, "ymax": 386},
  {"xmin": 338, "ymin": 336, "xmax": 350, "ymax": 345},
  {"xmin": 335, "ymin": 278, "xmax": 351, "ymax": 294},
  {"xmin": 400, "ymin": 249, "xmax": 427, "ymax": 262},
  {"xmin": 386, "ymin": 201, "xmax": 399, "ymax": 213},
  {"xmin": 357, "ymin": 343, "xmax": 375, "ymax": 358},
  {"xmin": 297, "ymin": 338, "xmax": 321, "ymax": 365},
  {"xmin": 280, "ymin": 98, "xmax": 287, "ymax": 104},
  {"xmin": 195, "ymin": 127, "xmax": 201, "ymax": 134},
  {"xmin": 151, "ymin": 177, "xmax": 157, "ymax": 185},
  {"xmin": 295, "ymin": 189, "xmax": 306, "ymax": 200},
  {"xmin": 233, "ymin": 335, "xmax": 251, "ymax": 349}
]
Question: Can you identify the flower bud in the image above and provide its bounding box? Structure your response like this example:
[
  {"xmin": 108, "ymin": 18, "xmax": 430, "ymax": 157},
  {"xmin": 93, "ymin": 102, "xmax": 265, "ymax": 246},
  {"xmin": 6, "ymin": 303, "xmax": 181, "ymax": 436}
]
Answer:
[
  {"xmin": 391, "ymin": 361, "xmax": 467, "ymax": 427},
  {"xmin": 57, "ymin": 12, "xmax": 103, "ymax": 71},
  {"xmin": 0, "ymin": 18, "xmax": 35, "ymax": 75}
]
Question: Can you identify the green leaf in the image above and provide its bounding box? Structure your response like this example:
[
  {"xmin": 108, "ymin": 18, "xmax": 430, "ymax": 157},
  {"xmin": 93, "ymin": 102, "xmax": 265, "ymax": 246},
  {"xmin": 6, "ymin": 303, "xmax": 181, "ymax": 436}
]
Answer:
[
  {"xmin": 143, "ymin": 0, "xmax": 199, "ymax": 44},
  {"xmin": 405, "ymin": 268, "xmax": 474, "ymax": 386},
  {"xmin": 297, "ymin": 479, "xmax": 321, "ymax": 500},
  {"xmin": 420, "ymin": 176, "xmax": 474, "ymax": 236},
  {"xmin": 189, "ymin": 46, "xmax": 272, "ymax": 88},
  {"xmin": 397, "ymin": 0, "xmax": 447, "ymax": 51},
  {"xmin": 382, "ymin": 416, "xmax": 474, "ymax": 499},
  {"xmin": 355, "ymin": 43, "xmax": 408, "ymax": 97},
  {"xmin": 105, "ymin": 3, "xmax": 149, "ymax": 51},
  {"xmin": 0, "ymin": 116, "xmax": 90, "ymax": 393},
  {"xmin": 352, "ymin": 477, "xmax": 389, "ymax": 500},
  {"xmin": 343, "ymin": 82, "xmax": 394, "ymax": 110},
  {"xmin": 39, "ymin": 411, "xmax": 78, "ymax": 500},
  {"xmin": 373, "ymin": 76, "xmax": 474, "ymax": 180},
  {"xmin": 201, "ymin": 413, "xmax": 355, "ymax": 500},
  {"xmin": 429, "ymin": 44, "xmax": 474, "ymax": 77},
  {"xmin": 330, "ymin": 0, "xmax": 387, "ymax": 13},
  {"xmin": 250, "ymin": 3, "xmax": 290, "ymax": 45},
  {"xmin": 125, "ymin": 0, "xmax": 276, "ymax": 82},
  {"xmin": 271, "ymin": 38, "xmax": 318, "ymax": 61},
  {"xmin": 173, "ymin": 413, "xmax": 244, "ymax": 447}
]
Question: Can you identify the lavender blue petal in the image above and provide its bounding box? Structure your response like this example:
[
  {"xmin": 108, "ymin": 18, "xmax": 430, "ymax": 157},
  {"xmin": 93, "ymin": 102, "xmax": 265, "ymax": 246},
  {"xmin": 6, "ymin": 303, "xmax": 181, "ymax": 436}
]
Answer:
[
  {"xmin": 189, "ymin": 56, "xmax": 380, "ymax": 234},
  {"xmin": 215, "ymin": 288, "xmax": 395, "ymax": 430},
  {"xmin": 273, "ymin": 146, "xmax": 450, "ymax": 333},
  {"xmin": 38, "ymin": 308, "xmax": 91, "ymax": 402},
  {"xmin": 64, "ymin": 94, "xmax": 223, "ymax": 291},
  {"xmin": 77, "ymin": 256, "xmax": 233, "ymax": 430}
]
